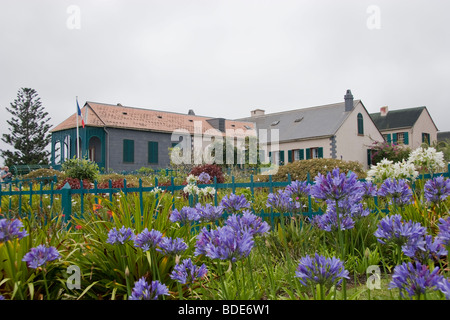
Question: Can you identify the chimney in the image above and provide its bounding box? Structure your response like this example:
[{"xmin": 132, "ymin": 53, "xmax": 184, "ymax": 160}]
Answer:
[
  {"xmin": 380, "ymin": 106, "xmax": 388, "ymax": 116},
  {"xmin": 188, "ymin": 109, "xmax": 195, "ymax": 115},
  {"xmin": 344, "ymin": 89, "xmax": 354, "ymax": 112},
  {"xmin": 251, "ymin": 109, "xmax": 265, "ymax": 117}
]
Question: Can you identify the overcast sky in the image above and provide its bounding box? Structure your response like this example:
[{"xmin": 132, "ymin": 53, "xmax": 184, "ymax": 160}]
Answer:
[{"xmin": 1, "ymin": 0, "xmax": 450, "ymax": 164}]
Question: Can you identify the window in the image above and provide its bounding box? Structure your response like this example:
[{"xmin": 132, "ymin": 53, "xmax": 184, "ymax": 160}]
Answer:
[
  {"xmin": 123, "ymin": 139, "xmax": 134, "ymax": 163},
  {"xmin": 306, "ymin": 147, "xmax": 324, "ymax": 159},
  {"xmin": 357, "ymin": 113, "xmax": 364, "ymax": 135},
  {"xmin": 422, "ymin": 133, "xmax": 431, "ymax": 145},
  {"xmin": 148, "ymin": 141, "xmax": 158, "ymax": 164},
  {"xmin": 396, "ymin": 132, "xmax": 409, "ymax": 145}
]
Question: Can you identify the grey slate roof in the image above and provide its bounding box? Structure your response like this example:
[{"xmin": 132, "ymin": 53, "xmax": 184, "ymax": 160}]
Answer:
[
  {"xmin": 370, "ymin": 107, "xmax": 426, "ymax": 131},
  {"xmin": 438, "ymin": 131, "xmax": 450, "ymax": 142},
  {"xmin": 236, "ymin": 100, "xmax": 361, "ymax": 142}
]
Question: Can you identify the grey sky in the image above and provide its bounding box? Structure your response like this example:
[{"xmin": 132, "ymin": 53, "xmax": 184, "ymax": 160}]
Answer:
[{"xmin": 1, "ymin": 0, "xmax": 450, "ymax": 164}]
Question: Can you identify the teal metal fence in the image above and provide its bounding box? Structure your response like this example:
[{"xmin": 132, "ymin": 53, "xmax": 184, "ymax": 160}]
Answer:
[{"xmin": 1, "ymin": 164, "xmax": 449, "ymax": 227}]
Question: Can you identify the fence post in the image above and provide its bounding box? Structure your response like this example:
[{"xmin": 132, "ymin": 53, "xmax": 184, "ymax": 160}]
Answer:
[{"xmin": 61, "ymin": 182, "xmax": 72, "ymax": 227}]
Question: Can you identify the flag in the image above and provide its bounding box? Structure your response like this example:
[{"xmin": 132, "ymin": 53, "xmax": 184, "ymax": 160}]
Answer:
[{"xmin": 77, "ymin": 98, "xmax": 85, "ymax": 128}]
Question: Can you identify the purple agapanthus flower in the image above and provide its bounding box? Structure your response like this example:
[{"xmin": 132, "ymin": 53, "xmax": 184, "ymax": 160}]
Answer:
[
  {"xmin": 0, "ymin": 295, "xmax": 5, "ymax": 300},
  {"xmin": 129, "ymin": 277, "xmax": 169, "ymax": 300},
  {"xmin": 170, "ymin": 258, "xmax": 208, "ymax": 286},
  {"xmin": 402, "ymin": 235, "xmax": 447, "ymax": 263},
  {"xmin": 312, "ymin": 209, "xmax": 355, "ymax": 232},
  {"xmin": 389, "ymin": 262, "xmax": 444, "ymax": 299},
  {"xmin": 310, "ymin": 168, "xmax": 363, "ymax": 202},
  {"xmin": 438, "ymin": 278, "xmax": 450, "ymax": 300},
  {"xmin": 194, "ymin": 226, "xmax": 254, "ymax": 263},
  {"xmin": 220, "ymin": 193, "xmax": 251, "ymax": 214},
  {"xmin": 106, "ymin": 226, "xmax": 135, "ymax": 245},
  {"xmin": 0, "ymin": 219, "xmax": 28, "ymax": 243},
  {"xmin": 195, "ymin": 203, "xmax": 224, "ymax": 223},
  {"xmin": 424, "ymin": 176, "xmax": 450, "ymax": 204},
  {"xmin": 225, "ymin": 210, "xmax": 271, "ymax": 236},
  {"xmin": 22, "ymin": 245, "xmax": 61, "ymax": 269},
  {"xmin": 134, "ymin": 228, "xmax": 163, "ymax": 252},
  {"xmin": 156, "ymin": 237, "xmax": 188, "ymax": 256},
  {"xmin": 285, "ymin": 180, "xmax": 311, "ymax": 200},
  {"xmin": 436, "ymin": 217, "xmax": 450, "ymax": 247},
  {"xmin": 266, "ymin": 189, "xmax": 300, "ymax": 213},
  {"xmin": 198, "ymin": 172, "xmax": 211, "ymax": 184},
  {"xmin": 374, "ymin": 214, "xmax": 426, "ymax": 247},
  {"xmin": 377, "ymin": 178, "xmax": 413, "ymax": 207},
  {"xmin": 361, "ymin": 180, "xmax": 378, "ymax": 198},
  {"xmin": 295, "ymin": 253, "xmax": 349, "ymax": 288},
  {"xmin": 170, "ymin": 207, "xmax": 200, "ymax": 225}
]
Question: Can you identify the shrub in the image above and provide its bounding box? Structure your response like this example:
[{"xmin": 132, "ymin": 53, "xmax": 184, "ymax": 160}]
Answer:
[
  {"xmin": 255, "ymin": 158, "xmax": 366, "ymax": 182},
  {"xmin": 56, "ymin": 177, "xmax": 93, "ymax": 190},
  {"xmin": 61, "ymin": 157, "xmax": 99, "ymax": 182},
  {"xmin": 370, "ymin": 141, "xmax": 411, "ymax": 165},
  {"xmin": 21, "ymin": 168, "xmax": 65, "ymax": 184},
  {"xmin": 189, "ymin": 164, "xmax": 225, "ymax": 183}
]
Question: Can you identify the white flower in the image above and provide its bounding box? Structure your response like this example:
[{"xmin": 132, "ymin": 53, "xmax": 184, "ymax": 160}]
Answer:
[
  {"xmin": 150, "ymin": 186, "xmax": 162, "ymax": 194},
  {"xmin": 186, "ymin": 174, "xmax": 199, "ymax": 185},
  {"xmin": 183, "ymin": 184, "xmax": 199, "ymax": 195},
  {"xmin": 407, "ymin": 147, "xmax": 445, "ymax": 173}
]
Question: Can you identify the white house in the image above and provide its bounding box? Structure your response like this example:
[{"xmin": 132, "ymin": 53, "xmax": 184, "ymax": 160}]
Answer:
[
  {"xmin": 236, "ymin": 90, "xmax": 385, "ymax": 169},
  {"xmin": 370, "ymin": 106, "xmax": 439, "ymax": 149}
]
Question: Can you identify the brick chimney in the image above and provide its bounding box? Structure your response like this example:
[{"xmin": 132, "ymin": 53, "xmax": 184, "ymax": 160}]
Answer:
[
  {"xmin": 344, "ymin": 89, "xmax": 354, "ymax": 112},
  {"xmin": 380, "ymin": 106, "xmax": 388, "ymax": 116},
  {"xmin": 251, "ymin": 109, "xmax": 265, "ymax": 117}
]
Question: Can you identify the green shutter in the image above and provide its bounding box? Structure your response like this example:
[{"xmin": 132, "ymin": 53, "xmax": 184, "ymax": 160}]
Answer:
[
  {"xmin": 305, "ymin": 148, "xmax": 311, "ymax": 160},
  {"xmin": 386, "ymin": 134, "xmax": 392, "ymax": 144},
  {"xmin": 367, "ymin": 149, "xmax": 372, "ymax": 166},
  {"xmin": 279, "ymin": 150, "xmax": 285, "ymax": 165},
  {"xmin": 318, "ymin": 147, "xmax": 323, "ymax": 159},
  {"xmin": 299, "ymin": 149, "xmax": 304, "ymax": 160},
  {"xmin": 123, "ymin": 139, "xmax": 134, "ymax": 163},
  {"xmin": 269, "ymin": 151, "xmax": 272, "ymax": 164},
  {"xmin": 288, "ymin": 150, "xmax": 293, "ymax": 163},
  {"xmin": 393, "ymin": 133, "xmax": 398, "ymax": 145},
  {"xmin": 403, "ymin": 132, "xmax": 409, "ymax": 145},
  {"xmin": 148, "ymin": 141, "xmax": 158, "ymax": 164}
]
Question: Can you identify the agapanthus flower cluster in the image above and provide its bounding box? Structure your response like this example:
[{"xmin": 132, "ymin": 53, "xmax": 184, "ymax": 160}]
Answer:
[
  {"xmin": 195, "ymin": 203, "xmax": 224, "ymax": 223},
  {"xmin": 129, "ymin": 277, "xmax": 169, "ymax": 300},
  {"xmin": 285, "ymin": 180, "xmax": 311, "ymax": 201},
  {"xmin": 156, "ymin": 236, "xmax": 188, "ymax": 256},
  {"xmin": 310, "ymin": 168, "xmax": 363, "ymax": 202},
  {"xmin": 295, "ymin": 253, "xmax": 349, "ymax": 289},
  {"xmin": 106, "ymin": 226, "xmax": 135, "ymax": 245},
  {"xmin": 170, "ymin": 258, "xmax": 208, "ymax": 286},
  {"xmin": 186, "ymin": 174, "xmax": 199, "ymax": 185},
  {"xmin": 194, "ymin": 226, "xmax": 254, "ymax": 263},
  {"xmin": 225, "ymin": 210, "xmax": 271, "ymax": 236},
  {"xmin": 402, "ymin": 234, "xmax": 447, "ymax": 263},
  {"xmin": 424, "ymin": 176, "xmax": 450, "ymax": 204},
  {"xmin": 436, "ymin": 217, "xmax": 450, "ymax": 249},
  {"xmin": 361, "ymin": 180, "xmax": 378, "ymax": 199},
  {"xmin": 389, "ymin": 262, "xmax": 444, "ymax": 299},
  {"xmin": 374, "ymin": 214, "xmax": 426, "ymax": 248},
  {"xmin": 0, "ymin": 218, "xmax": 28, "ymax": 243},
  {"xmin": 408, "ymin": 147, "xmax": 445, "ymax": 174},
  {"xmin": 312, "ymin": 207, "xmax": 355, "ymax": 232},
  {"xmin": 170, "ymin": 206, "xmax": 200, "ymax": 225},
  {"xmin": 134, "ymin": 228, "xmax": 163, "ymax": 252},
  {"xmin": 366, "ymin": 158, "xmax": 419, "ymax": 182},
  {"xmin": 220, "ymin": 193, "xmax": 251, "ymax": 214},
  {"xmin": 438, "ymin": 278, "xmax": 450, "ymax": 300},
  {"xmin": 266, "ymin": 189, "xmax": 300, "ymax": 213},
  {"xmin": 377, "ymin": 178, "xmax": 413, "ymax": 207},
  {"xmin": 22, "ymin": 245, "xmax": 61, "ymax": 269},
  {"xmin": 198, "ymin": 172, "xmax": 211, "ymax": 184}
]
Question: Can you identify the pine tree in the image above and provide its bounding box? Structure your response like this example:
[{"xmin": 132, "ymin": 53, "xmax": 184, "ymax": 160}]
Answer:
[{"xmin": 1, "ymin": 88, "xmax": 52, "ymax": 167}]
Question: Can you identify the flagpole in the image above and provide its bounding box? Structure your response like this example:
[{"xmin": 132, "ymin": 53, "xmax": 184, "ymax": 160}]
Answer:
[{"xmin": 76, "ymin": 96, "xmax": 80, "ymax": 159}]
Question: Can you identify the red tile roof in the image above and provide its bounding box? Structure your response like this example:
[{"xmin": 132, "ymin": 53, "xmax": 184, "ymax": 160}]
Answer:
[{"xmin": 51, "ymin": 102, "xmax": 255, "ymax": 136}]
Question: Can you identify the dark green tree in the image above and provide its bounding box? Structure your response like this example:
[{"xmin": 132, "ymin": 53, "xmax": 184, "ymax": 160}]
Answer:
[{"xmin": 1, "ymin": 88, "xmax": 52, "ymax": 167}]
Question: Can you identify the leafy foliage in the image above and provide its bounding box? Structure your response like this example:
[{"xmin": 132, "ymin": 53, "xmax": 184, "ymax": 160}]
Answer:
[
  {"xmin": 61, "ymin": 157, "xmax": 100, "ymax": 182},
  {"xmin": 1, "ymin": 88, "xmax": 52, "ymax": 167},
  {"xmin": 189, "ymin": 164, "xmax": 225, "ymax": 183},
  {"xmin": 370, "ymin": 141, "xmax": 411, "ymax": 165}
]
